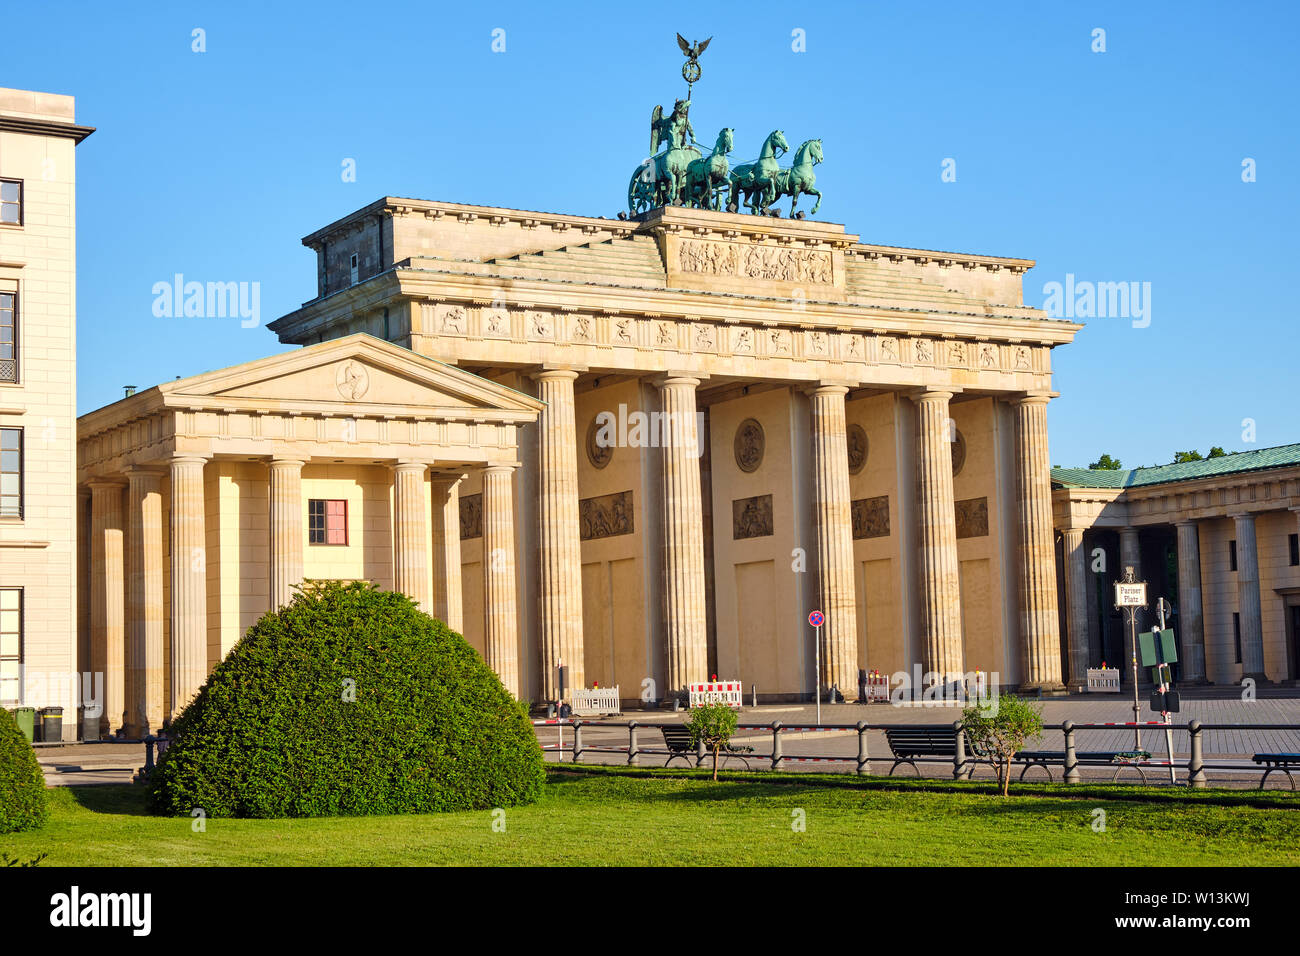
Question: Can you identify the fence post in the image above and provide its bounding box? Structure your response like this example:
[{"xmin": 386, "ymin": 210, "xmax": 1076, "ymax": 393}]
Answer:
[
  {"xmin": 1063, "ymin": 719, "xmax": 1080, "ymax": 784},
  {"xmin": 1188, "ymin": 719, "xmax": 1206, "ymax": 789},
  {"xmin": 953, "ymin": 720, "xmax": 966, "ymax": 780},
  {"xmin": 771, "ymin": 721, "xmax": 784, "ymax": 771},
  {"xmin": 856, "ymin": 721, "xmax": 870, "ymax": 776},
  {"xmin": 572, "ymin": 720, "xmax": 583, "ymax": 764},
  {"xmin": 628, "ymin": 721, "xmax": 639, "ymax": 766}
]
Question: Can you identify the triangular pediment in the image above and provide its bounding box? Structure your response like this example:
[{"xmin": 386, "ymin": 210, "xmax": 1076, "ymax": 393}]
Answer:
[{"xmin": 156, "ymin": 333, "xmax": 543, "ymax": 419}]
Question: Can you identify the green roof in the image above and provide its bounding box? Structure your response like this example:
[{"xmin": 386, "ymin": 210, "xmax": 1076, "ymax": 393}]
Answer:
[{"xmin": 1052, "ymin": 443, "xmax": 1300, "ymax": 490}]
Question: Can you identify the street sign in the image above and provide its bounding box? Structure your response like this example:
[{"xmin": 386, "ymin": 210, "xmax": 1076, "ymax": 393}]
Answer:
[
  {"xmin": 1114, "ymin": 582, "xmax": 1147, "ymax": 607},
  {"xmin": 1139, "ymin": 628, "xmax": 1177, "ymax": 668},
  {"xmin": 808, "ymin": 610, "xmax": 824, "ymax": 628}
]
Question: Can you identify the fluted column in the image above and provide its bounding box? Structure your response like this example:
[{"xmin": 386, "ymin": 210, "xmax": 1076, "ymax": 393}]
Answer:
[
  {"xmin": 125, "ymin": 468, "xmax": 164, "ymax": 736},
  {"xmin": 1062, "ymin": 528, "xmax": 1089, "ymax": 692},
  {"xmin": 392, "ymin": 460, "xmax": 431, "ymax": 613},
  {"xmin": 912, "ymin": 389, "xmax": 963, "ymax": 687},
  {"xmin": 168, "ymin": 456, "xmax": 208, "ymax": 720},
  {"xmin": 1233, "ymin": 512, "xmax": 1265, "ymax": 679},
  {"xmin": 431, "ymin": 476, "xmax": 464, "ymax": 632},
  {"xmin": 809, "ymin": 385, "xmax": 858, "ymax": 697},
  {"xmin": 1118, "ymin": 526, "xmax": 1145, "ymax": 640},
  {"xmin": 268, "ymin": 458, "xmax": 305, "ymax": 610},
  {"xmin": 657, "ymin": 375, "xmax": 708, "ymax": 697},
  {"xmin": 533, "ymin": 368, "xmax": 585, "ymax": 701},
  {"xmin": 1175, "ymin": 520, "xmax": 1207, "ymax": 683},
  {"xmin": 482, "ymin": 465, "xmax": 520, "ymax": 697},
  {"xmin": 1013, "ymin": 394, "xmax": 1064, "ymax": 691},
  {"xmin": 88, "ymin": 480, "xmax": 125, "ymax": 737}
]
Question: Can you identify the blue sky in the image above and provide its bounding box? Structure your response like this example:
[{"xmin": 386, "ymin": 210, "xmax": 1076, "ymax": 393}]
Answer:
[{"xmin": 5, "ymin": 0, "xmax": 1296, "ymax": 468}]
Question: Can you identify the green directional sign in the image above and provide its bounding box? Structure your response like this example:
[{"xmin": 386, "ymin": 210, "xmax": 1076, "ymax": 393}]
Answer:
[{"xmin": 1139, "ymin": 628, "xmax": 1177, "ymax": 667}]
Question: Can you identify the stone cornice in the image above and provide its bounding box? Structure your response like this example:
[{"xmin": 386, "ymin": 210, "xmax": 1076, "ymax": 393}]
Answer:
[{"xmin": 0, "ymin": 115, "xmax": 95, "ymax": 143}]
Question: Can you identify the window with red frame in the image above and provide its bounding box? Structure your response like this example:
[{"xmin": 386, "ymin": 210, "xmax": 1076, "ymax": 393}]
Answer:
[{"xmin": 308, "ymin": 498, "xmax": 348, "ymax": 545}]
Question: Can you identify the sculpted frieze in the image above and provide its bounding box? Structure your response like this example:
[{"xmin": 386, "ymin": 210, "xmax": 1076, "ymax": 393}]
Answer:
[{"xmin": 677, "ymin": 239, "xmax": 833, "ymax": 284}]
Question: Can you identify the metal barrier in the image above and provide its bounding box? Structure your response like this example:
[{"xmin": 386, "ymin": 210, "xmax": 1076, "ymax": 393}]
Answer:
[{"xmin": 531, "ymin": 717, "xmax": 1300, "ymax": 788}]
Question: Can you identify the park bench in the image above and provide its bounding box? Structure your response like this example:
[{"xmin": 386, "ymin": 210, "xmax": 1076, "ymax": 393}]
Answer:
[
  {"xmin": 883, "ymin": 726, "xmax": 988, "ymax": 778},
  {"xmin": 1014, "ymin": 749, "xmax": 1153, "ymax": 782},
  {"xmin": 660, "ymin": 725, "xmax": 755, "ymax": 769},
  {"xmin": 1252, "ymin": 753, "xmax": 1300, "ymax": 790}
]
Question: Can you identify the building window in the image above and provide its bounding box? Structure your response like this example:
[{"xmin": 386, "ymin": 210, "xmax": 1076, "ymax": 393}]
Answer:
[
  {"xmin": 1290, "ymin": 533, "xmax": 1299, "ymax": 567},
  {"xmin": 0, "ymin": 180, "xmax": 20, "ymax": 225},
  {"xmin": 1233, "ymin": 612, "xmax": 1242, "ymax": 664},
  {"xmin": 1229, "ymin": 539, "xmax": 1237, "ymax": 572},
  {"xmin": 0, "ymin": 589, "xmax": 21, "ymax": 705},
  {"xmin": 0, "ymin": 428, "xmax": 21, "ymax": 518},
  {"xmin": 0, "ymin": 292, "xmax": 15, "ymax": 383},
  {"xmin": 308, "ymin": 498, "xmax": 348, "ymax": 545},
  {"xmin": 349, "ymin": 253, "xmax": 359, "ymax": 286}
]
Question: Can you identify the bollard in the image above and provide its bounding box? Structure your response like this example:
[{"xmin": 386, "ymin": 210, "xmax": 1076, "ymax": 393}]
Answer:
[
  {"xmin": 752, "ymin": 685, "xmax": 758, "ymax": 708},
  {"xmin": 856, "ymin": 721, "xmax": 870, "ymax": 776},
  {"xmin": 572, "ymin": 720, "xmax": 583, "ymax": 764},
  {"xmin": 953, "ymin": 720, "xmax": 967, "ymax": 780},
  {"xmin": 771, "ymin": 721, "xmax": 784, "ymax": 771},
  {"xmin": 628, "ymin": 722, "xmax": 639, "ymax": 766},
  {"xmin": 1188, "ymin": 719, "xmax": 1206, "ymax": 789},
  {"xmin": 143, "ymin": 734, "xmax": 156, "ymax": 773},
  {"xmin": 1063, "ymin": 720, "xmax": 1080, "ymax": 784}
]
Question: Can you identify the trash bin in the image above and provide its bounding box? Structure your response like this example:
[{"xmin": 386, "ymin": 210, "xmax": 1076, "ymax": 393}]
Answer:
[
  {"xmin": 39, "ymin": 707, "xmax": 63, "ymax": 743},
  {"xmin": 10, "ymin": 707, "xmax": 36, "ymax": 743}
]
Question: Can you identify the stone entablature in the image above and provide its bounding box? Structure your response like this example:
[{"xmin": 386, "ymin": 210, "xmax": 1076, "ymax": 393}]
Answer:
[{"xmin": 1053, "ymin": 467, "xmax": 1300, "ymax": 530}]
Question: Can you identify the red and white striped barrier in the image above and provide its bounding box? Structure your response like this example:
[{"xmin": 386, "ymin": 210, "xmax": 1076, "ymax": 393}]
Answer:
[{"xmin": 689, "ymin": 681, "xmax": 743, "ymax": 709}]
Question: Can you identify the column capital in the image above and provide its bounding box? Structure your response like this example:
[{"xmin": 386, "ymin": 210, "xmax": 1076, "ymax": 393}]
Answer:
[
  {"xmin": 123, "ymin": 464, "xmax": 164, "ymax": 484},
  {"xmin": 169, "ymin": 453, "xmax": 211, "ymax": 467},
  {"xmin": 1174, "ymin": 518, "xmax": 1200, "ymax": 528},
  {"xmin": 907, "ymin": 386, "xmax": 959, "ymax": 404},
  {"xmin": 482, "ymin": 462, "xmax": 518, "ymax": 476},
  {"xmin": 390, "ymin": 459, "xmax": 431, "ymax": 474},
  {"xmin": 1061, "ymin": 526, "xmax": 1085, "ymax": 542},
  {"xmin": 86, "ymin": 476, "xmax": 127, "ymax": 490},
  {"xmin": 529, "ymin": 366, "xmax": 585, "ymax": 382},
  {"xmin": 650, "ymin": 372, "xmax": 706, "ymax": 389},
  {"xmin": 1005, "ymin": 389, "xmax": 1058, "ymax": 406},
  {"xmin": 802, "ymin": 381, "xmax": 852, "ymax": 398},
  {"xmin": 268, "ymin": 456, "xmax": 306, "ymax": 468},
  {"xmin": 1228, "ymin": 510, "xmax": 1257, "ymax": 522}
]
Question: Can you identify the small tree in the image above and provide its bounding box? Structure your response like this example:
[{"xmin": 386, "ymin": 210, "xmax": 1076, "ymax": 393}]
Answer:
[
  {"xmin": 961, "ymin": 696, "xmax": 1044, "ymax": 797},
  {"xmin": 1089, "ymin": 453, "xmax": 1122, "ymax": 470},
  {"xmin": 1173, "ymin": 450, "xmax": 1203, "ymax": 463},
  {"xmin": 1207, "ymin": 446, "xmax": 1227, "ymax": 459},
  {"xmin": 687, "ymin": 702, "xmax": 739, "ymax": 781}
]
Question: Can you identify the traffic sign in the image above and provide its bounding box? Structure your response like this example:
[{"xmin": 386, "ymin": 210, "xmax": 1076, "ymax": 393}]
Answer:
[
  {"xmin": 1114, "ymin": 582, "xmax": 1147, "ymax": 607},
  {"xmin": 808, "ymin": 610, "xmax": 824, "ymax": 628}
]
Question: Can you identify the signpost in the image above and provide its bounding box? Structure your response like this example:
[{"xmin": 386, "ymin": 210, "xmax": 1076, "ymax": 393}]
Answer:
[
  {"xmin": 1113, "ymin": 567, "xmax": 1148, "ymax": 751},
  {"xmin": 1144, "ymin": 598, "xmax": 1179, "ymax": 784},
  {"xmin": 809, "ymin": 610, "xmax": 824, "ymax": 724}
]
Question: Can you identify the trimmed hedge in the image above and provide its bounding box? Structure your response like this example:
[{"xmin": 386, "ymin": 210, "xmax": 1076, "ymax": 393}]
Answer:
[
  {"xmin": 0, "ymin": 706, "xmax": 48, "ymax": 833},
  {"xmin": 149, "ymin": 581, "xmax": 544, "ymax": 818}
]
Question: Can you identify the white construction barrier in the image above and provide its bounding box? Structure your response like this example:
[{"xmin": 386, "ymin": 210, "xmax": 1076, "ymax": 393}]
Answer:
[
  {"xmin": 688, "ymin": 681, "xmax": 743, "ymax": 709},
  {"xmin": 570, "ymin": 686, "xmax": 621, "ymax": 716},
  {"xmin": 1086, "ymin": 668, "xmax": 1121, "ymax": 693}
]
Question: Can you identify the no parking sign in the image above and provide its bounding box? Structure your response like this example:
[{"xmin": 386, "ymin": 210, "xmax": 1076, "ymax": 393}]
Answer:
[{"xmin": 809, "ymin": 610, "xmax": 824, "ymax": 628}]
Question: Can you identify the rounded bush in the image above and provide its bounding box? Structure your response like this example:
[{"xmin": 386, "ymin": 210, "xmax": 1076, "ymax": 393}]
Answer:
[
  {"xmin": 0, "ymin": 706, "xmax": 48, "ymax": 833},
  {"xmin": 149, "ymin": 581, "xmax": 544, "ymax": 818}
]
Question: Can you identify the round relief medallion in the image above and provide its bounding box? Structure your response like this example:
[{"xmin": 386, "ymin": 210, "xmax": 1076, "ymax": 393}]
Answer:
[
  {"xmin": 734, "ymin": 418, "xmax": 765, "ymax": 473},
  {"xmin": 335, "ymin": 360, "xmax": 369, "ymax": 401},
  {"xmin": 951, "ymin": 429, "xmax": 967, "ymax": 476},
  {"xmin": 847, "ymin": 424, "xmax": 869, "ymax": 475},
  {"xmin": 585, "ymin": 416, "xmax": 613, "ymax": 469}
]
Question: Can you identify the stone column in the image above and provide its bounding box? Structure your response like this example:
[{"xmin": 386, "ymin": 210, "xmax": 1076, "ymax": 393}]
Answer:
[
  {"xmin": 809, "ymin": 385, "xmax": 859, "ymax": 697},
  {"xmin": 1012, "ymin": 394, "xmax": 1064, "ymax": 691},
  {"xmin": 1233, "ymin": 512, "xmax": 1266, "ymax": 679},
  {"xmin": 125, "ymin": 468, "xmax": 164, "ymax": 736},
  {"xmin": 1062, "ymin": 528, "xmax": 1089, "ymax": 692},
  {"xmin": 657, "ymin": 375, "xmax": 708, "ymax": 697},
  {"xmin": 533, "ymin": 368, "xmax": 585, "ymax": 701},
  {"xmin": 392, "ymin": 460, "xmax": 431, "ymax": 613},
  {"xmin": 268, "ymin": 458, "xmax": 305, "ymax": 610},
  {"xmin": 482, "ymin": 465, "xmax": 520, "ymax": 697},
  {"xmin": 1175, "ymin": 520, "xmax": 1207, "ymax": 683},
  {"xmin": 168, "ymin": 456, "xmax": 208, "ymax": 720},
  {"xmin": 88, "ymin": 480, "xmax": 125, "ymax": 737},
  {"xmin": 431, "ymin": 476, "xmax": 463, "ymax": 632},
  {"xmin": 912, "ymin": 389, "xmax": 963, "ymax": 687}
]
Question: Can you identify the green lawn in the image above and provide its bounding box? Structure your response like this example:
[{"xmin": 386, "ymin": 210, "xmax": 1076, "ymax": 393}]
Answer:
[{"xmin": 3, "ymin": 767, "xmax": 1298, "ymax": 866}]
